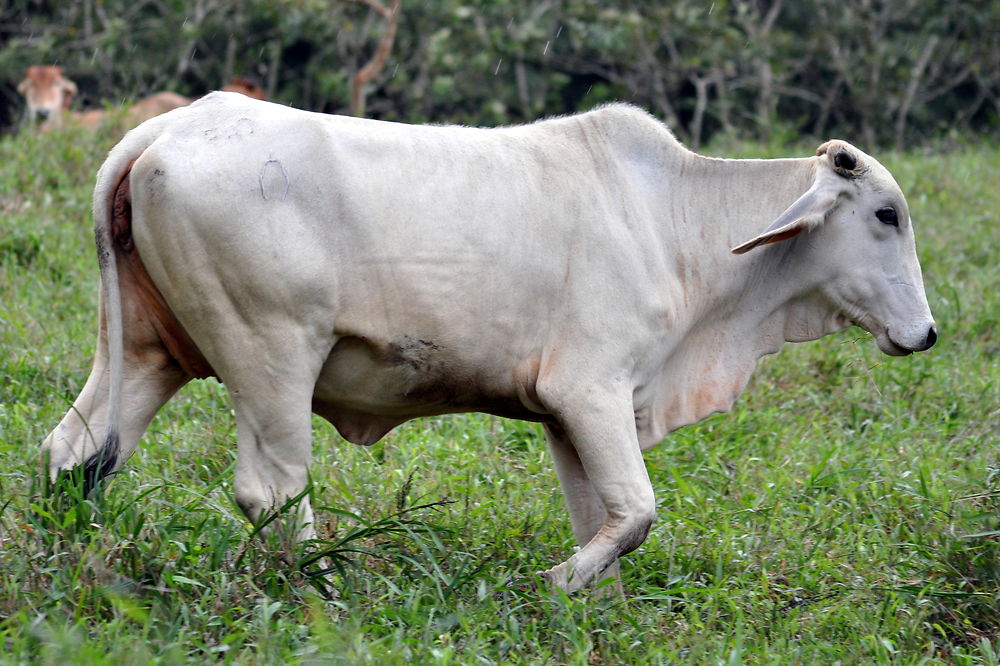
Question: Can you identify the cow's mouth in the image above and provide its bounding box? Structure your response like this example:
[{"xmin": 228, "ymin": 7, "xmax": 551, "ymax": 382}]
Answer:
[
  {"xmin": 877, "ymin": 324, "xmax": 939, "ymax": 356},
  {"xmin": 850, "ymin": 318, "xmax": 915, "ymax": 356},
  {"xmin": 875, "ymin": 329, "xmax": 914, "ymax": 357}
]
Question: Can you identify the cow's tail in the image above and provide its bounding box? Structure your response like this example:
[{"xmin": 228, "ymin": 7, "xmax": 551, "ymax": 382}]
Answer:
[{"xmin": 83, "ymin": 117, "xmax": 172, "ymax": 493}]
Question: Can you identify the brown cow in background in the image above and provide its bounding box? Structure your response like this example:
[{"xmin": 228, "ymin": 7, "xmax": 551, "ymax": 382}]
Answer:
[
  {"xmin": 221, "ymin": 77, "xmax": 267, "ymax": 100},
  {"xmin": 17, "ymin": 66, "xmax": 266, "ymax": 132},
  {"xmin": 17, "ymin": 65, "xmax": 191, "ymax": 132},
  {"xmin": 17, "ymin": 66, "xmax": 77, "ymax": 129}
]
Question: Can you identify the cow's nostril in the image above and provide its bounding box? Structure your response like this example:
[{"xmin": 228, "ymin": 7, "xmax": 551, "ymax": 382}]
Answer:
[
  {"xmin": 925, "ymin": 325, "xmax": 937, "ymax": 349},
  {"xmin": 36, "ymin": 109, "xmax": 50, "ymax": 120}
]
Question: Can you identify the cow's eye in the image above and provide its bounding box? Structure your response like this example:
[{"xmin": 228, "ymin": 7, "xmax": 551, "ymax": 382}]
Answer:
[{"xmin": 876, "ymin": 207, "xmax": 898, "ymax": 226}]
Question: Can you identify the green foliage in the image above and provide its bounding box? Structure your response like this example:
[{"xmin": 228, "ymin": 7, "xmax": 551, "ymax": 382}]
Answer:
[
  {"xmin": 1, "ymin": 124, "xmax": 999, "ymax": 661},
  {"xmin": 2, "ymin": 1, "xmax": 997, "ymax": 146}
]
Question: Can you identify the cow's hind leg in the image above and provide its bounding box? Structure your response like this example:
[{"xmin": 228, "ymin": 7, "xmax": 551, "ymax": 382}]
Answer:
[
  {"xmin": 231, "ymin": 385, "xmax": 317, "ymax": 543},
  {"xmin": 42, "ymin": 293, "xmax": 190, "ymax": 492},
  {"xmin": 211, "ymin": 329, "xmax": 332, "ymax": 544}
]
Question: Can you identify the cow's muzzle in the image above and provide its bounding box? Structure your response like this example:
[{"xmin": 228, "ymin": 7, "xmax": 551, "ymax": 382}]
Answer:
[{"xmin": 880, "ymin": 324, "xmax": 937, "ymax": 356}]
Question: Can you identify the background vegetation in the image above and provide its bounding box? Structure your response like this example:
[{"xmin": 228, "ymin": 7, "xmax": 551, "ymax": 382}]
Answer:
[
  {"xmin": 2, "ymin": 0, "xmax": 998, "ymax": 147},
  {"xmin": 1, "ymin": 1, "xmax": 999, "ymax": 664}
]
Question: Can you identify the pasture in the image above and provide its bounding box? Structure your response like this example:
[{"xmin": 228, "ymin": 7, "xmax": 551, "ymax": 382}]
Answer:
[{"xmin": 0, "ymin": 123, "xmax": 997, "ymax": 664}]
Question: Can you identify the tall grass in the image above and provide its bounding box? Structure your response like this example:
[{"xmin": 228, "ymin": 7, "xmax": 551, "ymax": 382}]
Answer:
[{"xmin": 0, "ymin": 123, "xmax": 997, "ymax": 664}]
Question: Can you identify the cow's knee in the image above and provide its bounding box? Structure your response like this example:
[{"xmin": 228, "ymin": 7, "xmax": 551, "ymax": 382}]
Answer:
[
  {"xmin": 599, "ymin": 472, "xmax": 656, "ymax": 551},
  {"xmin": 608, "ymin": 493, "xmax": 656, "ymax": 558}
]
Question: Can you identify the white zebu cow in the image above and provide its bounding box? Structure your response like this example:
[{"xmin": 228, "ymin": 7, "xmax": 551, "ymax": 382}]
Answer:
[{"xmin": 43, "ymin": 92, "xmax": 936, "ymax": 593}]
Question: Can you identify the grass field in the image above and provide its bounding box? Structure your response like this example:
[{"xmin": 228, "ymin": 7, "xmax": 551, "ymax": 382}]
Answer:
[{"xmin": 0, "ymin": 122, "xmax": 998, "ymax": 665}]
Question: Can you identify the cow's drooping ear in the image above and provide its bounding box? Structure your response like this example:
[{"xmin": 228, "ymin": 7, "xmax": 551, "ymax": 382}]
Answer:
[
  {"xmin": 59, "ymin": 77, "xmax": 78, "ymax": 108},
  {"xmin": 731, "ymin": 169, "xmax": 841, "ymax": 255},
  {"xmin": 816, "ymin": 139, "xmax": 865, "ymax": 178},
  {"xmin": 17, "ymin": 67, "xmax": 33, "ymax": 95},
  {"xmin": 17, "ymin": 65, "xmax": 35, "ymax": 97}
]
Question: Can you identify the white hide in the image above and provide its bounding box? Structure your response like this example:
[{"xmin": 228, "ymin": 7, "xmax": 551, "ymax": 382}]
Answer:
[{"xmin": 43, "ymin": 93, "xmax": 935, "ymax": 593}]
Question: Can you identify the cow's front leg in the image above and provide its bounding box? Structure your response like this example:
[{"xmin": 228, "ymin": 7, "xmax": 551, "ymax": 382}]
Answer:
[
  {"xmin": 538, "ymin": 390, "xmax": 655, "ymax": 593},
  {"xmin": 544, "ymin": 422, "xmax": 624, "ymax": 596}
]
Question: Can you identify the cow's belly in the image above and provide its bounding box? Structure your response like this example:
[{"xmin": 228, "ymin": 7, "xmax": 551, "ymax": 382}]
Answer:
[{"xmin": 311, "ymin": 335, "xmax": 546, "ymax": 445}]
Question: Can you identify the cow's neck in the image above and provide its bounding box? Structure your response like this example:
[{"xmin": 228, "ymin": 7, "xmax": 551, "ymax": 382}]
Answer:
[
  {"xmin": 634, "ymin": 150, "xmax": 846, "ymax": 448},
  {"xmin": 656, "ymin": 149, "xmax": 836, "ymax": 334}
]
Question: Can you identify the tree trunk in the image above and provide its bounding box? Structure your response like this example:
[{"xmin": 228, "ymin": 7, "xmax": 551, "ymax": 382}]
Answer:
[
  {"xmin": 266, "ymin": 38, "xmax": 282, "ymax": 103},
  {"xmin": 689, "ymin": 74, "xmax": 710, "ymax": 150},
  {"xmin": 349, "ymin": 0, "xmax": 402, "ymax": 117},
  {"xmin": 894, "ymin": 35, "xmax": 939, "ymax": 150},
  {"xmin": 711, "ymin": 65, "xmax": 732, "ymax": 136}
]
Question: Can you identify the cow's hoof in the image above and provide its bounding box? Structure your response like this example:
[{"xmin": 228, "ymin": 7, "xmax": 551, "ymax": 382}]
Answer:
[
  {"xmin": 536, "ymin": 564, "xmax": 569, "ymax": 592},
  {"xmin": 508, "ymin": 575, "xmax": 538, "ymax": 593}
]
